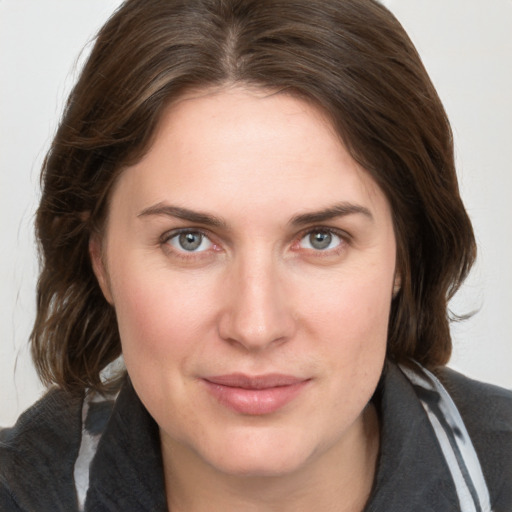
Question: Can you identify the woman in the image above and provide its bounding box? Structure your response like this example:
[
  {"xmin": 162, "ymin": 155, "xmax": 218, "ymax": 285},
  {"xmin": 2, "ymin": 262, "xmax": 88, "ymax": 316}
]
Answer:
[{"xmin": 1, "ymin": 0, "xmax": 510, "ymax": 511}]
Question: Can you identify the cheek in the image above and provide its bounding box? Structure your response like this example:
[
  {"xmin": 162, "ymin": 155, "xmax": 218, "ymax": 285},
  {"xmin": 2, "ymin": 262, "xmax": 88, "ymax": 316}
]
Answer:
[
  {"xmin": 110, "ymin": 262, "xmax": 217, "ymax": 371},
  {"xmin": 296, "ymin": 267, "xmax": 392, "ymax": 385},
  {"xmin": 298, "ymin": 266, "xmax": 393, "ymax": 340}
]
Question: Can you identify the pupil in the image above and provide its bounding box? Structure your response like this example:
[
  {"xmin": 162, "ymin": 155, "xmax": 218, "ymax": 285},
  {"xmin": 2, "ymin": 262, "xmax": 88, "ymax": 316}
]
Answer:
[
  {"xmin": 310, "ymin": 231, "xmax": 331, "ymax": 250},
  {"xmin": 179, "ymin": 232, "xmax": 202, "ymax": 251}
]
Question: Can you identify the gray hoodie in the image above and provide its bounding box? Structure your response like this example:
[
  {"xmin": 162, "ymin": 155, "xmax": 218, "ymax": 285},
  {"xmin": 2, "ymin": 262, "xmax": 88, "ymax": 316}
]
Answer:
[{"xmin": 1, "ymin": 362, "xmax": 511, "ymax": 511}]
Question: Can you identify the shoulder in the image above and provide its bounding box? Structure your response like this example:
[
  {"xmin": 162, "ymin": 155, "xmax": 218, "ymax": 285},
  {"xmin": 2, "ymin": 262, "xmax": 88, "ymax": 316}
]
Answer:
[
  {"xmin": 435, "ymin": 366, "xmax": 512, "ymax": 436},
  {"xmin": 0, "ymin": 388, "xmax": 83, "ymax": 511},
  {"xmin": 435, "ymin": 366, "xmax": 512, "ymax": 424},
  {"xmin": 435, "ymin": 366, "xmax": 512, "ymax": 511}
]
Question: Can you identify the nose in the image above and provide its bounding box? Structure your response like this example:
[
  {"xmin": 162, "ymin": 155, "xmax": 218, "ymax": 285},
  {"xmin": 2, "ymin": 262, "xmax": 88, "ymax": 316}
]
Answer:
[{"xmin": 217, "ymin": 253, "xmax": 296, "ymax": 351}]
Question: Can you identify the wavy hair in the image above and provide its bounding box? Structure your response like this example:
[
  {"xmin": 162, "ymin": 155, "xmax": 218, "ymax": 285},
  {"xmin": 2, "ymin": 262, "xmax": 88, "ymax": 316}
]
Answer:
[{"xmin": 31, "ymin": 0, "xmax": 476, "ymax": 393}]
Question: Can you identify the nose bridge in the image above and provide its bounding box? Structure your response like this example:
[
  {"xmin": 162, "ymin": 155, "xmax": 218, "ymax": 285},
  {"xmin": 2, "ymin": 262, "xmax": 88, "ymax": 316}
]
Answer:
[{"xmin": 219, "ymin": 246, "xmax": 294, "ymax": 350}]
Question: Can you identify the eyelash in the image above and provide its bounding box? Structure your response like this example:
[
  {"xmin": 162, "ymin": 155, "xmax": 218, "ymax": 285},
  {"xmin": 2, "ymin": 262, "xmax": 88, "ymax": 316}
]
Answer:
[
  {"xmin": 293, "ymin": 227, "xmax": 348, "ymax": 255},
  {"xmin": 160, "ymin": 226, "xmax": 350, "ymax": 259},
  {"xmin": 160, "ymin": 229, "xmax": 219, "ymax": 260}
]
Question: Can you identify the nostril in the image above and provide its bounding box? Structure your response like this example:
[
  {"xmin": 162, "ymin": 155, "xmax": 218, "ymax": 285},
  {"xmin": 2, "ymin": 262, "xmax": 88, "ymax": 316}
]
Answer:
[
  {"xmin": 217, "ymin": 299, "xmax": 296, "ymax": 351},
  {"xmin": 216, "ymin": 260, "xmax": 296, "ymax": 350}
]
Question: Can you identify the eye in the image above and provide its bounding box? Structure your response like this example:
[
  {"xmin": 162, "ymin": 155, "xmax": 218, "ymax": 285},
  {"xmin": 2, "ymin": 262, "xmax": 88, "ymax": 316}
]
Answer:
[
  {"xmin": 166, "ymin": 230, "xmax": 213, "ymax": 253},
  {"xmin": 298, "ymin": 229, "xmax": 343, "ymax": 251}
]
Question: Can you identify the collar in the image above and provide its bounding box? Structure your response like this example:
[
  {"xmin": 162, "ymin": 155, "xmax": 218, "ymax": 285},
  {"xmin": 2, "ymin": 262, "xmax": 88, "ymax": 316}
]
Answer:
[
  {"xmin": 364, "ymin": 362, "xmax": 459, "ymax": 511},
  {"xmin": 85, "ymin": 379, "xmax": 167, "ymax": 511},
  {"xmin": 83, "ymin": 362, "xmax": 460, "ymax": 511}
]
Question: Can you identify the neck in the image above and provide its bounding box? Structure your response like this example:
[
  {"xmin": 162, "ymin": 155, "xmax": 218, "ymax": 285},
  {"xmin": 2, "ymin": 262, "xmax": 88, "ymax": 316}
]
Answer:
[{"xmin": 161, "ymin": 403, "xmax": 379, "ymax": 512}]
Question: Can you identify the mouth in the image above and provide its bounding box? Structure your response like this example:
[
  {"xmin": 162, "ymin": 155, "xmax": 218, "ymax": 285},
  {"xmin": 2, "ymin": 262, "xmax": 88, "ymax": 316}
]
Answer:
[{"xmin": 202, "ymin": 373, "xmax": 310, "ymax": 415}]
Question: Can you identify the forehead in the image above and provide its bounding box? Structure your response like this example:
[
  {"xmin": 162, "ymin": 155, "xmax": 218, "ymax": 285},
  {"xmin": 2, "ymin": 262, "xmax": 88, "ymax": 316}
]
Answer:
[{"xmin": 110, "ymin": 86, "xmax": 390, "ymax": 224}]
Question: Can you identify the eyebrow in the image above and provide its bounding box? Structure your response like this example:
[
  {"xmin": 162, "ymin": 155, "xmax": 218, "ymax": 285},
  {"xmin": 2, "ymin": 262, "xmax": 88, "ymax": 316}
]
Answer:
[
  {"xmin": 138, "ymin": 201, "xmax": 373, "ymax": 228},
  {"xmin": 290, "ymin": 202, "xmax": 373, "ymax": 226},
  {"xmin": 137, "ymin": 202, "xmax": 227, "ymax": 228}
]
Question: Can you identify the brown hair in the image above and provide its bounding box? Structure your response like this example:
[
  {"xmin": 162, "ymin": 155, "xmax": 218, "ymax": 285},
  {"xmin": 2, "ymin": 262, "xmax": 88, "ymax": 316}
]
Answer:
[{"xmin": 32, "ymin": 0, "xmax": 476, "ymax": 393}]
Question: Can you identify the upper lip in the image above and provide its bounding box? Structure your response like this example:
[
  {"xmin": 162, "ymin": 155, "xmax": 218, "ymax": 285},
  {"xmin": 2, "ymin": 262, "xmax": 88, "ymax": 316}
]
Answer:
[{"xmin": 204, "ymin": 373, "xmax": 308, "ymax": 389}]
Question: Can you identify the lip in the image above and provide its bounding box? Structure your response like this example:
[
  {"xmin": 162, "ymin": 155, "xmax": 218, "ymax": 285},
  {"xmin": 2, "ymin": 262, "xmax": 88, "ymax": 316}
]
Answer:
[{"xmin": 202, "ymin": 373, "xmax": 310, "ymax": 415}]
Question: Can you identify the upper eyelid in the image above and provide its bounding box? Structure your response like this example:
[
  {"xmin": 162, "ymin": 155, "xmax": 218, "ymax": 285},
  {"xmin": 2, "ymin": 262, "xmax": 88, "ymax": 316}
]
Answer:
[
  {"xmin": 158, "ymin": 225, "xmax": 351, "ymax": 251},
  {"xmin": 286, "ymin": 226, "xmax": 348, "ymax": 256},
  {"xmin": 160, "ymin": 227, "xmax": 212, "ymax": 243},
  {"xmin": 297, "ymin": 225, "xmax": 351, "ymax": 241},
  {"xmin": 160, "ymin": 229, "xmax": 216, "ymax": 258}
]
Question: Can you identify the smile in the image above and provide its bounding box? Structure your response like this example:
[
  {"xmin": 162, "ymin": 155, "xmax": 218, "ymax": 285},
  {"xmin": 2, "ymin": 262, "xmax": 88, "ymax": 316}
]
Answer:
[{"xmin": 202, "ymin": 374, "xmax": 310, "ymax": 415}]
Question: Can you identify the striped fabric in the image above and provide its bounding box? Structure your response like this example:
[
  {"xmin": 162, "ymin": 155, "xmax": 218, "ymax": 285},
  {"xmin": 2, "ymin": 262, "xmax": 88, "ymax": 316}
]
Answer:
[
  {"xmin": 400, "ymin": 363, "xmax": 493, "ymax": 512},
  {"xmin": 73, "ymin": 362, "xmax": 493, "ymax": 511}
]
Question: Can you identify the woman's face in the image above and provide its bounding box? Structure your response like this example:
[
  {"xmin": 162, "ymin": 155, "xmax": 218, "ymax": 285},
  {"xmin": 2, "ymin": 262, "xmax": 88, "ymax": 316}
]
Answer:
[{"xmin": 92, "ymin": 87, "xmax": 397, "ymax": 477}]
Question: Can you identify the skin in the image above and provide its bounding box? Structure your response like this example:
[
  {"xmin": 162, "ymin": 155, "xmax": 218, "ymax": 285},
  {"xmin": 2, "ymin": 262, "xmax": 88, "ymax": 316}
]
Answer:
[{"xmin": 91, "ymin": 87, "xmax": 399, "ymax": 511}]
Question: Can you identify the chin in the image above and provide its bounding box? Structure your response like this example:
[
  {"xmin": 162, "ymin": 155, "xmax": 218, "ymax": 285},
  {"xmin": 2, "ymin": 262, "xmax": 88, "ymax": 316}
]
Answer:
[
  {"xmin": 199, "ymin": 428, "xmax": 315, "ymax": 478},
  {"xmin": 213, "ymin": 453, "xmax": 309, "ymax": 478}
]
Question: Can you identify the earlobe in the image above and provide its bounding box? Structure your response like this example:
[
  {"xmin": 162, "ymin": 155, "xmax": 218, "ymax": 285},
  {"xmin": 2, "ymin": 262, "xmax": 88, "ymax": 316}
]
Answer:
[
  {"xmin": 89, "ymin": 234, "xmax": 114, "ymax": 304},
  {"xmin": 392, "ymin": 273, "xmax": 401, "ymax": 298}
]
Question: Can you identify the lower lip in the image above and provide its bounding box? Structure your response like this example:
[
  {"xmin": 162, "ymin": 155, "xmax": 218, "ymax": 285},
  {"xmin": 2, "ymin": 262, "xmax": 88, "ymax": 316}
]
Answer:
[{"xmin": 203, "ymin": 380, "xmax": 309, "ymax": 415}]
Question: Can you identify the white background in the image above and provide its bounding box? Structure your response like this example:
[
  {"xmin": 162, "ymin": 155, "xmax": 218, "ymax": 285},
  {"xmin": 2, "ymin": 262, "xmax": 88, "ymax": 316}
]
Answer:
[{"xmin": 1, "ymin": 1, "xmax": 511, "ymax": 427}]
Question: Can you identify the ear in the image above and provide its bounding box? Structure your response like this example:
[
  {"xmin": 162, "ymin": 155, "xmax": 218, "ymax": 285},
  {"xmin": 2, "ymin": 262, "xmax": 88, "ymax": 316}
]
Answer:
[
  {"xmin": 89, "ymin": 233, "xmax": 114, "ymax": 304},
  {"xmin": 392, "ymin": 272, "xmax": 401, "ymax": 298}
]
